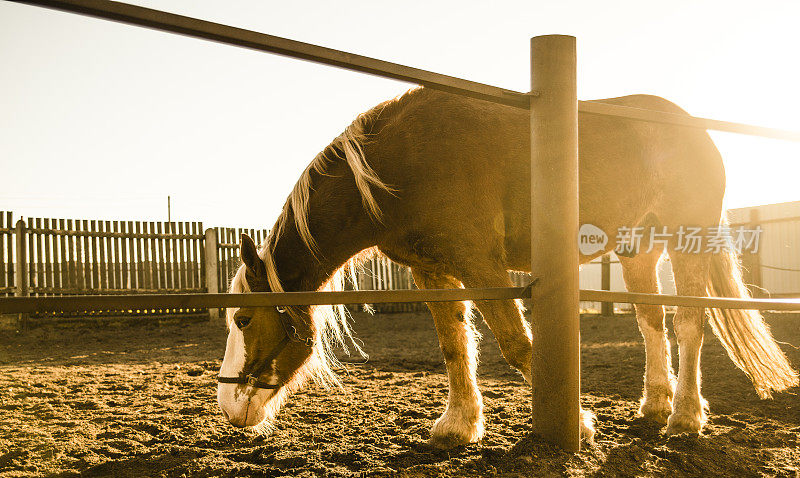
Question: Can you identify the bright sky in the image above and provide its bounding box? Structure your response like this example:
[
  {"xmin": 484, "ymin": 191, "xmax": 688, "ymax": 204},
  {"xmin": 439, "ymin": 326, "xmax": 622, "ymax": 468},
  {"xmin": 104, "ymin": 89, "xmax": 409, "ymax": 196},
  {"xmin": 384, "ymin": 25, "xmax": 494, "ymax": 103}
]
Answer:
[{"xmin": 2, "ymin": 0, "xmax": 799, "ymax": 229}]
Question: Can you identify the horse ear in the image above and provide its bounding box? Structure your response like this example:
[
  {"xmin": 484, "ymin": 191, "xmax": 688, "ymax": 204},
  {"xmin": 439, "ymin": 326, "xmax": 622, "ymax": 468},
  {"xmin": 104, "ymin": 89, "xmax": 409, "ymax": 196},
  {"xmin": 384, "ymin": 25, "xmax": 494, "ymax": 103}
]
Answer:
[{"xmin": 240, "ymin": 233, "xmax": 267, "ymax": 282}]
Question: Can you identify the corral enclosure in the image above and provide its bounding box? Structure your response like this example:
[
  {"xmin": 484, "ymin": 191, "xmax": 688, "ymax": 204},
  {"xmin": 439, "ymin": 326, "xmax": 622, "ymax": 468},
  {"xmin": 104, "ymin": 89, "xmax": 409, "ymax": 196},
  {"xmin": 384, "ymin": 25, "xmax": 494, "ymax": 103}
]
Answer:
[{"xmin": 3, "ymin": 0, "xmax": 800, "ymax": 473}]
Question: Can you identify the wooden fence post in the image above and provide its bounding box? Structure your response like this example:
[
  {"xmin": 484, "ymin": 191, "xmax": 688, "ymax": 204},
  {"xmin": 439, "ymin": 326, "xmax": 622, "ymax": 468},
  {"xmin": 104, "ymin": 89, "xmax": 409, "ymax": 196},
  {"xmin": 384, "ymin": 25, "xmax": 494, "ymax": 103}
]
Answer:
[
  {"xmin": 15, "ymin": 219, "xmax": 29, "ymax": 328},
  {"xmin": 601, "ymin": 254, "xmax": 614, "ymax": 316},
  {"xmin": 530, "ymin": 34, "xmax": 581, "ymax": 451},
  {"xmin": 204, "ymin": 227, "xmax": 220, "ymax": 320},
  {"xmin": 747, "ymin": 209, "xmax": 763, "ymax": 297}
]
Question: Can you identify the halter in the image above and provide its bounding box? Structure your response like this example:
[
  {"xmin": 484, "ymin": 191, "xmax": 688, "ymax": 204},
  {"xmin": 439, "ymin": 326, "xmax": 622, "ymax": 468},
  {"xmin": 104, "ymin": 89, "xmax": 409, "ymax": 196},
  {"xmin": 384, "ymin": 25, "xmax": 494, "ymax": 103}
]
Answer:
[{"xmin": 217, "ymin": 308, "xmax": 314, "ymax": 390}]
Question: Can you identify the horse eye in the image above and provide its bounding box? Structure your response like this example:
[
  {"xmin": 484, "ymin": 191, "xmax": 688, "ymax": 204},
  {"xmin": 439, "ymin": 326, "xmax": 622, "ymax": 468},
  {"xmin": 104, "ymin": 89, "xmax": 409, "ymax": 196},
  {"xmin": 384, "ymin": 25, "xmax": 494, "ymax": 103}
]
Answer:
[{"xmin": 235, "ymin": 316, "xmax": 252, "ymax": 329}]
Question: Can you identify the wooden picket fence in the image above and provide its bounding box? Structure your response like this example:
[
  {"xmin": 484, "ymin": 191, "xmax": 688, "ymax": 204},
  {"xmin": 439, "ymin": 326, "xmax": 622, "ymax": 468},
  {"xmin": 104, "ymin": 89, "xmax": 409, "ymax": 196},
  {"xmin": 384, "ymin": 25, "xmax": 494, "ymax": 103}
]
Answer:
[
  {"xmin": 24, "ymin": 219, "xmax": 206, "ymax": 296},
  {"xmin": 0, "ymin": 212, "xmax": 14, "ymax": 297},
  {"xmin": 2, "ymin": 211, "xmax": 427, "ymax": 317},
  {"xmin": 9, "ymin": 212, "xmax": 207, "ymax": 317},
  {"xmin": 0, "ymin": 210, "xmax": 617, "ymax": 318}
]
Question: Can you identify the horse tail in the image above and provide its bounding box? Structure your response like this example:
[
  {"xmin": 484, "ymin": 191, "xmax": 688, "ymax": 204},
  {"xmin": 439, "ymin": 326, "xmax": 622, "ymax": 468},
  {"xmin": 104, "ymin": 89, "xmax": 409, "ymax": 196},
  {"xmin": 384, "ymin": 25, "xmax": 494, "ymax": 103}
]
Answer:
[{"xmin": 706, "ymin": 235, "xmax": 798, "ymax": 398}]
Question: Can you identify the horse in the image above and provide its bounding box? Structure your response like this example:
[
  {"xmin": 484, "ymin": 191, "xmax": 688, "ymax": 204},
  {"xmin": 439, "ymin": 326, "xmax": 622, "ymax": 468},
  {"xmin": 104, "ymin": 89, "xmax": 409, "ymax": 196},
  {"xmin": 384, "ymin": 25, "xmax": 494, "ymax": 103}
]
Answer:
[{"xmin": 216, "ymin": 87, "xmax": 798, "ymax": 447}]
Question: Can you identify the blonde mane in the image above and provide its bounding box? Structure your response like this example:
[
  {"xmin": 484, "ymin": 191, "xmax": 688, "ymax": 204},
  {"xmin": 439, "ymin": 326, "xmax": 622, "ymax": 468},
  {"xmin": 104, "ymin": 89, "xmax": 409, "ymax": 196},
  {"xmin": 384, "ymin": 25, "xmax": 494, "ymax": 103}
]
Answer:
[
  {"xmin": 270, "ymin": 99, "xmax": 397, "ymax": 255},
  {"xmin": 229, "ymin": 95, "xmax": 404, "ymax": 388}
]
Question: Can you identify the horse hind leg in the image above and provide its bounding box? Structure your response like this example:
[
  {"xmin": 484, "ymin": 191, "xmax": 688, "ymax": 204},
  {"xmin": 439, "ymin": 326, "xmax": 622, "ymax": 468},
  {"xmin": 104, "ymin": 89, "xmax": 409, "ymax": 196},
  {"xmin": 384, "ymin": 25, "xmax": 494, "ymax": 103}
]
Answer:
[
  {"xmin": 411, "ymin": 268, "xmax": 484, "ymax": 448},
  {"xmin": 619, "ymin": 249, "xmax": 675, "ymax": 424},
  {"xmin": 665, "ymin": 250, "xmax": 711, "ymax": 435},
  {"xmin": 458, "ymin": 263, "xmax": 595, "ymax": 443}
]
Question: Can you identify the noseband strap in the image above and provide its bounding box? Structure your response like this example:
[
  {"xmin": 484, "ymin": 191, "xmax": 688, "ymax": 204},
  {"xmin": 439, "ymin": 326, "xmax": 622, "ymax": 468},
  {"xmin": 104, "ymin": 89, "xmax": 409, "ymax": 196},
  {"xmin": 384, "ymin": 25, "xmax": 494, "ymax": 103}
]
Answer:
[{"xmin": 217, "ymin": 309, "xmax": 313, "ymax": 390}]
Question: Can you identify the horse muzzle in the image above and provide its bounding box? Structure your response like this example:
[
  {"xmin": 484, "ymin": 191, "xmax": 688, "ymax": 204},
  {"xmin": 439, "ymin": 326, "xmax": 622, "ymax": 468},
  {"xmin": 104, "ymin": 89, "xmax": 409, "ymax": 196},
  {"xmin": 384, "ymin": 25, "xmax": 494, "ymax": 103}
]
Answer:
[{"xmin": 217, "ymin": 383, "xmax": 271, "ymax": 428}]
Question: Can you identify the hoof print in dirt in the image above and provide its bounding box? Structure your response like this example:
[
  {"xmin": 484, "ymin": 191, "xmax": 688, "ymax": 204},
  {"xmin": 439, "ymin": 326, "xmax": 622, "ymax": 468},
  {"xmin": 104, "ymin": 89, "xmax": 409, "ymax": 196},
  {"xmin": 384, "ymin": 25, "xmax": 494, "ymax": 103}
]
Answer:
[
  {"xmin": 482, "ymin": 390, "xmax": 504, "ymax": 399},
  {"xmin": 711, "ymin": 415, "xmax": 747, "ymax": 428}
]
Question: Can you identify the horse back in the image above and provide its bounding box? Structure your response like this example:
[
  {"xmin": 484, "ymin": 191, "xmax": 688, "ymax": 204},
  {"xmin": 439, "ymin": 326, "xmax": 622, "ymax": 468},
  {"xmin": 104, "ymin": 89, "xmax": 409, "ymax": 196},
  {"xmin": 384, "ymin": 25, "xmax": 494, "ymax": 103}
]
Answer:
[{"xmin": 367, "ymin": 89, "xmax": 725, "ymax": 271}]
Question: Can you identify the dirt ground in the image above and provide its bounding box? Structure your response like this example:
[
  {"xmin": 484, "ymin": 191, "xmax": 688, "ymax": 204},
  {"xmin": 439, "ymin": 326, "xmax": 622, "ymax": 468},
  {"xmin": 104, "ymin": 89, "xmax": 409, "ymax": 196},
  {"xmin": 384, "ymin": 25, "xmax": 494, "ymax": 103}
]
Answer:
[{"xmin": 0, "ymin": 309, "xmax": 798, "ymax": 477}]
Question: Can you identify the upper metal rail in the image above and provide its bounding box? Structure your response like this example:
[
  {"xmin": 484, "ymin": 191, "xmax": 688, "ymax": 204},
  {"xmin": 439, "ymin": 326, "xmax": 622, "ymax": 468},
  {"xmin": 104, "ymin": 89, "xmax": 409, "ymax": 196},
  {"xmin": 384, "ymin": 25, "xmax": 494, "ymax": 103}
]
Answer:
[
  {"xmin": 579, "ymin": 101, "xmax": 800, "ymax": 142},
  {"xmin": 10, "ymin": 0, "xmax": 800, "ymax": 141},
  {"xmin": 8, "ymin": 0, "xmax": 528, "ymax": 108}
]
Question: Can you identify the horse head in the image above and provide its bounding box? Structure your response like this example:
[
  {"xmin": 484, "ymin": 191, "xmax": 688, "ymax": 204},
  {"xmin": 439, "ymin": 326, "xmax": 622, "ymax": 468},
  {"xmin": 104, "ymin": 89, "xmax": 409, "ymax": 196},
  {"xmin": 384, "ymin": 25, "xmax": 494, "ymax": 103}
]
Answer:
[{"xmin": 216, "ymin": 234, "xmax": 314, "ymax": 430}]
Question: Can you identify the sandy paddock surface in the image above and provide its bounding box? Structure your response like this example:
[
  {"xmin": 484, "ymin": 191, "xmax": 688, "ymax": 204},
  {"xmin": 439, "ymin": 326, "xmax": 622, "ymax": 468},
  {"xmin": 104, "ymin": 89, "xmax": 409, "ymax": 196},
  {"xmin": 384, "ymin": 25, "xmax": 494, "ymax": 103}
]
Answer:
[{"xmin": 0, "ymin": 310, "xmax": 798, "ymax": 477}]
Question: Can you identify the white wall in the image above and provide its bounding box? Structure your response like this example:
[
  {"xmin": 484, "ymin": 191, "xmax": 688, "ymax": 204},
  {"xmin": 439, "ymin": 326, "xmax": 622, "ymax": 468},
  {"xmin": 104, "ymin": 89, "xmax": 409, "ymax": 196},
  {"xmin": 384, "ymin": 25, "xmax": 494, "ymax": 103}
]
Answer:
[
  {"xmin": 729, "ymin": 201, "xmax": 800, "ymax": 297},
  {"xmin": 579, "ymin": 200, "xmax": 800, "ymax": 312}
]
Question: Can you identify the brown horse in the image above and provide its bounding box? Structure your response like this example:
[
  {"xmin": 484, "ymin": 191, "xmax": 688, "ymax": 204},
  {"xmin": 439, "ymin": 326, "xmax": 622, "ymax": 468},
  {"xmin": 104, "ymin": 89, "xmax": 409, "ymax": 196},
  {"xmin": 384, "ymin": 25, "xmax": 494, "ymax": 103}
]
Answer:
[{"xmin": 216, "ymin": 87, "xmax": 797, "ymax": 447}]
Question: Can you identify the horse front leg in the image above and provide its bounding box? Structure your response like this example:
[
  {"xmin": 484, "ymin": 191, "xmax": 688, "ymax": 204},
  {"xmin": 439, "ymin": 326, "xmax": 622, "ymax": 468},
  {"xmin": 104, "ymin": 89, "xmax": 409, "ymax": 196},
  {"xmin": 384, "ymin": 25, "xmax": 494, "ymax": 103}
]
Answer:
[
  {"xmin": 461, "ymin": 266, "xmax": 595, "ymax": 443},
  {"xmin": 412, "ymin": 269, "xmax": 484, "ymax": 448}
]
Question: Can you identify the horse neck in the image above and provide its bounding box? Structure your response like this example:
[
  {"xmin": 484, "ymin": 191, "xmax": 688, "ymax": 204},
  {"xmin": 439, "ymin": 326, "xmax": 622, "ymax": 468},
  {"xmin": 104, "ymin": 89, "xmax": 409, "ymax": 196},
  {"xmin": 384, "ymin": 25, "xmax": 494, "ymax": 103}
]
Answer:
[{"xmin": 270, "ymin": 165, "xmax": 379, "ymax": 293}]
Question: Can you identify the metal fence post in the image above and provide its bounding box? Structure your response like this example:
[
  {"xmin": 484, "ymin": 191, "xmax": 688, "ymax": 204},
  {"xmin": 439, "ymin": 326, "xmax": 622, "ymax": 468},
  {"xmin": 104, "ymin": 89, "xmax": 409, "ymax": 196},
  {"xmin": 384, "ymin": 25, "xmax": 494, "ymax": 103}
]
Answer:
[
  {"xmin": 601, "ymin": 254, "xmax": 614, "ymax": 316},
  {"xmin": 204, "ymin": 228, "xmax": 220, "ymax": 320},
  {"xmin": 15, "ymin": 219, "xmax": 29, "ymax": 328},
  {"xmin": 530, "ymin": 35, "xmax": 580, "ymax": 451}
]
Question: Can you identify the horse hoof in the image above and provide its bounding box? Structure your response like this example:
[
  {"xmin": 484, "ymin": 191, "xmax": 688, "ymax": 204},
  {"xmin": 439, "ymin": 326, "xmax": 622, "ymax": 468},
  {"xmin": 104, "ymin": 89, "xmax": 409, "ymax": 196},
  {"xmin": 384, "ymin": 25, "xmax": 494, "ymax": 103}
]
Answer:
[
  {"xmin": 428, "ymin": 409, "xmax": 484, "ymax": 449},
  {"xmin": 428, "ymin": 423, "xmax": 483, "ymax": 449},
  {"xmin": 665, "ymin": 413, "xmax": 702, "ymax": 435},
  {"xmin": 427, "ymin": 433, "xmax": 473, "ymax": 449},
  {"xmin": 642, "ymin": 410, "xmax": 671, "ymax": 425},
  {"xmin": 640, "ymin": 401, "xmax": 672, "ymax": 425}
]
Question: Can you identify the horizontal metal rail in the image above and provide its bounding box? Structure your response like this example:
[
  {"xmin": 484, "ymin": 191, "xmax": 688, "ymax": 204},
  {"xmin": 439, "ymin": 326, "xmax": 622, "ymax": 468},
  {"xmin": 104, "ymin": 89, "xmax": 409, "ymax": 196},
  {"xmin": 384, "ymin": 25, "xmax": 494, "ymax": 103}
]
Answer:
[
  {"xmin": 0, "ymin": 287, "xmax": 529, "ymax": 314},
  {"xmin": 9, "ymin": 0, "xmax": 528, "ymax": 108},
  {"xmin": 12, "ymin": 0, "xmax": 800, "ymax": 141},
  {"xmin": 578, "ymin": 101, "xmax": 800, "ymax": 142},
  {"xmin": 581, "ymin": 290, "xmax": 800, "ymax": 311},
  {"xmin": 3, "ymin": 288, "xmax": 800, "ymax": 314},
  {"xmin": 730, "ymin": 215, "xmax": 800, "ymax": 226}
]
